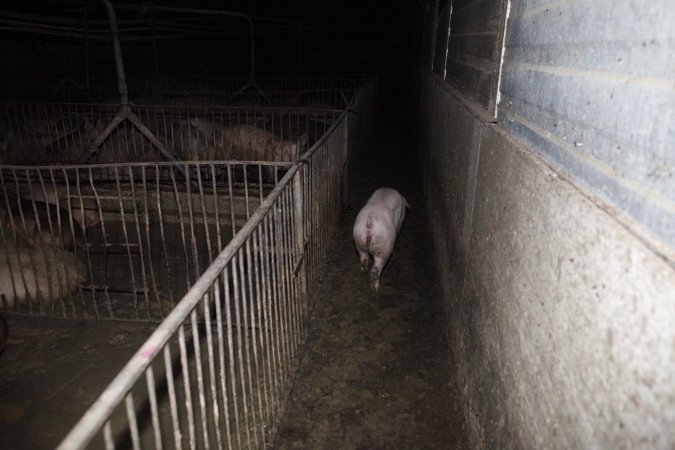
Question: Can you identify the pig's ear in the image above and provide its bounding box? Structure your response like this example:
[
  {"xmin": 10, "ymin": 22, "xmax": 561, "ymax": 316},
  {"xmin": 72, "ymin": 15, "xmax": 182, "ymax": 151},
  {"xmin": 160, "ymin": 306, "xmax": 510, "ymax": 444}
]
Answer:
[{"xmin": 298, "ymin": 133, "xmax": 308, "ymax": 148}]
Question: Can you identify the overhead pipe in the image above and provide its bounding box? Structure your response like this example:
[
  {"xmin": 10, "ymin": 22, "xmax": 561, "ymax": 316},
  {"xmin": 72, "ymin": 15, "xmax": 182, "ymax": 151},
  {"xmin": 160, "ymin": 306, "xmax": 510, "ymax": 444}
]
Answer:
[
  {"xmin": 116, "ymin": 4, "xmax": 260, "ymax": 95},
  {"xmin": 76, "ymin": 0, "xmax": 193, "ymax": 187},
  {"xmin": 81, "ymin": 5, "xmax": 89, "ymax": 88},
  {"xmin": 99, "ymin": 0, "xmax": 128, "ymax": 105}
]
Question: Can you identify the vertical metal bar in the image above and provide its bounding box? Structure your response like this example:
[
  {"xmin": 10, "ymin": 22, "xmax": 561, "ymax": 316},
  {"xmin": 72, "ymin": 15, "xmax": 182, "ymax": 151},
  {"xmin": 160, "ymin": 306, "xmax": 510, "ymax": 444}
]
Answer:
[
  {"xmin": 141, "ymin": 165, "xmax": 163, "ymax": 317},
  {"xmin": 279, "ymin": 189, "xmax": 295, "ymax": 356},
  {"xmin": 88, "ymin": 167, "xmax": 113, "ymax": 317},
  {"xmin": 178, "ymin": 324, "xmax": 197, "ymax": 450},
  {"xmin": 201, "ymin": 289, "xmax": 224, "ymax": 450},
  {"xmin": 223, "ymin": 269, "xmax": 243, "ymax": 449},
  {"xmin": 213, "ymin": 278, "xmax": 234, "ymax": 449},
  {"xmin": 195, "ymin": 166, "xmax": 214, "ymax": 266},
  {"xmin": 243, "ymin": 164, "xmax": 250, "ymax": 219},
  {"xmin": 231, "ymin": 258, "xmax": 251, "ymax": 447},
  {"xmin": 283, "ymin": 188, "xmax": 300, "ymax": 353},
  {"xmin": 114, "ymin": 167, "xmax": 140, "ymax": 319},
  {"xmin": 237, "ymin": 245, "xmax": 259, "ymax": 449},
  {"xmin": 244, "ymin": 237, "xmax": 264, "ymax": 445},
  {"xmin": 164, "ymin": 345, "xmax": 184, "ymax": 450},
  {"xmin": 227, "ymin": 164, "xmax": 236, "ymax": 236},
  {"xmin": 292, "ymin": 168, "xmax": 308, "ymax": 322},
  {"xmin": 145, "ymin": 366, "xmax": 164, "ymax": 450},
  {"xmin": 151, "ymin": 16, "xmax": 159, "ymax": 75},
  {"xmin": 103, "ymin": 421, "xmax": 115, "ymax": 450},
  {"xmin": 169, "ymin": 168, "xmax": 192, "ymax": 292},
  {"xmin": 190, "ymin": 309, "xmax": 210, "ymax": 449},
  {"xmin": 210, "ymin": 164, "xmax": 223, "ymax": 253},
  {"xmin": 274, "ymin": 195, "xmax": 291, "ymax": 381},
  {"xmin": 124, "ymin": 393, "xmax": 141, "ymax": 450},
  {"xmin": 252, "ymin": 223, "xmax": 272, "ymax": 431},
  {"xmin": 156, "ymin": 165, "xmax": 175, "ymax": 306},
  {"xmin": 128, "ymin": 166, "xmax": 152, "ymax": 318},
  {"xmin": 183, "ymin": 165, "xmax": 202, "ymax": 281},
  {"xmin": 73, "ymin": 169, "xmax": 96, "ymax": 316},
  {"xmin": 99, "ymin": 0, "xmax": 129, "ymax": 105},
  {"xmin": 262, "ymin": 213, "xmax": 281, "ymax": 417}
]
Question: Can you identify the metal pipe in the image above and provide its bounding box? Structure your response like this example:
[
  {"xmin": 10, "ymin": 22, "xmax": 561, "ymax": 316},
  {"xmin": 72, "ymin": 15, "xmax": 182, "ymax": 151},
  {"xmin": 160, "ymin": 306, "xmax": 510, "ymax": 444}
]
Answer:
[
  {"xmin": 82, "ymin": 6, "xmax": 89, "ymax": 89},
  {"xmin": 99, "ymin": 0, "xmax": 128, "ymax": 105},
  {"xmin": 116, "ymin": 4, "xmax": 257, "ymax": 81},
  {"xmin": 150, "ymin": 15, "xmax": 159, "ymax": 74}
]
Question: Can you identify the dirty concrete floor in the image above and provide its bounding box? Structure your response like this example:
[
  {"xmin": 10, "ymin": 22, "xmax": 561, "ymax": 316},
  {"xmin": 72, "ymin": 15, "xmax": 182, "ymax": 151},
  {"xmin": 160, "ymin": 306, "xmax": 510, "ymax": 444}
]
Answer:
[
  {"xmin": 274, "ymin": 73, "xmax": 469, "ymax": 449},
  {"xmin": 0, "ymin": 316, "xmax": 156, "ymax": 449}
]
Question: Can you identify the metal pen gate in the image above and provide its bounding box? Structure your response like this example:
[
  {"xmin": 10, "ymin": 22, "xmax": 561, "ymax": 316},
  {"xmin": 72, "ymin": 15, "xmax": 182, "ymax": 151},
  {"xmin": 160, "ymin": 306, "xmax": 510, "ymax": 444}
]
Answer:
[{"xmin": 53, "ymin": 77, "xmax": 375, "ymax": 449}]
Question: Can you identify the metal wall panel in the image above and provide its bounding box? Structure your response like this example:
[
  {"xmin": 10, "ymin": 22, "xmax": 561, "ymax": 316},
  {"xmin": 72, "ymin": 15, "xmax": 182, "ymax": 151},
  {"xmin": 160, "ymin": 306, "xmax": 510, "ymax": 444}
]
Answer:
[
  {"xmin": 446, "ymin": 0, "xmax": 507, "ymax": 110},
  {"xmin": 499, "ymin": 0, "xmax": 675, "ymax": 249}
]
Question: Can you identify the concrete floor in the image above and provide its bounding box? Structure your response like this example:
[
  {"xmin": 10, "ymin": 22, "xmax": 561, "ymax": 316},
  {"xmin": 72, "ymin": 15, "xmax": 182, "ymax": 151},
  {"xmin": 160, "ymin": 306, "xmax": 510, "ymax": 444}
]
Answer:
[
  {"xmin": 0, "ymin": 316, "xmax": 156, "ymax": 449},
  {"xmin": 274, "ymin": 74, "xmax": 469, "ymax": 449}
]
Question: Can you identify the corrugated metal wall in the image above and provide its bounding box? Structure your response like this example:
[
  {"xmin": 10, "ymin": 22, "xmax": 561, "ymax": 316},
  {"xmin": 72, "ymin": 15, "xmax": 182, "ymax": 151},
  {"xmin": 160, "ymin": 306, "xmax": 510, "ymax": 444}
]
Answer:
[
  {"xmin": 444, "ymin": 0, "xmax": 508, "ymax": 112},
  {"xmin": 498, "ymin": 0, "xmax": 675, "ymax": 250}
]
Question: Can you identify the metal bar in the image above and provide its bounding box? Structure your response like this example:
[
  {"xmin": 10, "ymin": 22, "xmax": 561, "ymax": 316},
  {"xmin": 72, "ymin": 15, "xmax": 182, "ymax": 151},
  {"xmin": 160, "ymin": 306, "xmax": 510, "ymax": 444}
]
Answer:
[
  {"xmin": 99, "ymin": 0, "xmax": 128, "ymax": 105},
  {"xmin": 292, "ymin": 167, "xmax": 309, "ymax": 318},
  {"xmin": 82, "ymin": 6, "xmax": 90, "ymax": 89},
  {"xmin": 116, "ymin": 5, "xmax": 257, "ymax": 89}
]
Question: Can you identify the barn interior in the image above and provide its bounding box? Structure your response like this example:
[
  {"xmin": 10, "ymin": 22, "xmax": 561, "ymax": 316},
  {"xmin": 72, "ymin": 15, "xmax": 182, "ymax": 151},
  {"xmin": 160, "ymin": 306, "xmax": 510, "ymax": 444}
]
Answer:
[{"xmin": 0, "ymin": 0, "xmax": 673, "ymax": 449}]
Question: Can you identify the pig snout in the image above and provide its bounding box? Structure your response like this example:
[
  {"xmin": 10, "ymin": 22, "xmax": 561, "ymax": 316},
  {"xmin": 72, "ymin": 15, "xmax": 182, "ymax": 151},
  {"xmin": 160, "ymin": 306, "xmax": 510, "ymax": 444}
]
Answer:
[{"xmin": 352, "ymin": 188, "xmax": 409, "ymax": 293}]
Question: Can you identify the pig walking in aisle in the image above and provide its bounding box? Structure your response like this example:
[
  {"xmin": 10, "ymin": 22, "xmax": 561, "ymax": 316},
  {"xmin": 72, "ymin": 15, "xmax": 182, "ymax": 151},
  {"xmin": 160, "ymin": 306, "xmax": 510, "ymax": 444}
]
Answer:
[{"xmin": 353, "ymin": 188, "xmax": 410, "ymax": 293}]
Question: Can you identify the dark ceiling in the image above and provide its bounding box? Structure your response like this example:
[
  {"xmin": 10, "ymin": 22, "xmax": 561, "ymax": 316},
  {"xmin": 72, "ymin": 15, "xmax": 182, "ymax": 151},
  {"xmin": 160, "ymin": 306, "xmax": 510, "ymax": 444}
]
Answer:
[{"xmin": 0, "ymin": 0, "xmax": 419, "ymax": 76}]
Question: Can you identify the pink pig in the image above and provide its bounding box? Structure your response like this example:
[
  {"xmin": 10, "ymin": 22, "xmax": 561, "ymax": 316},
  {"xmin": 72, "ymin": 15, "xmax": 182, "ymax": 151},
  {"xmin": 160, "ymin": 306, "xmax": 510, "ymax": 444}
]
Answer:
[{"xmin": 352, "ymin": 188, "xmax": 409, "ymax": 293}]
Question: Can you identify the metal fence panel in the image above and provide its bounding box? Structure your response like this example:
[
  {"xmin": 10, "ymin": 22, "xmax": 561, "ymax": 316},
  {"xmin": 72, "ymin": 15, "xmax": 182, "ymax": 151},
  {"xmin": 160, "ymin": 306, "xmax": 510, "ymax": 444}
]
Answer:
[
  {"xmin": 0, "ymin": 161, "xmax": 284, "ymax": 321},
  {"xmin": 55, "ymin": 76, "xmax": 376, "ymax": 449}
]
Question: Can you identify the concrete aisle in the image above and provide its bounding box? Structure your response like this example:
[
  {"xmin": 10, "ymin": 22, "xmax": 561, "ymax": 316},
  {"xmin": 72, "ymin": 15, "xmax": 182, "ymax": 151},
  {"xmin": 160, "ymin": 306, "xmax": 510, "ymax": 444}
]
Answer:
[{"xmin": 274, "ymin": 73, "xmax": 469, "ymax": 449}]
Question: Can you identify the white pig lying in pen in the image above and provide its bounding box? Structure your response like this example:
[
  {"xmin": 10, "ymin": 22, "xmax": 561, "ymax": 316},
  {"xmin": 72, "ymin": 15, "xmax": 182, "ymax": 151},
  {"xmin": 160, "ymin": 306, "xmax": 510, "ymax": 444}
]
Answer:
[
  {"xmin": 353, "ymin": 188, "xmax": 410, "ymax": 293},
  {"xmin": 0, "ymin": 184, "xmax": 93, "ymax": 306},
  {"xmin": 0, "ymin": 239, "xmax": 88, "ymax": 307},
  {"xmin": 1, "ymin": 198, "xmax": 84, "ymax": 250}
]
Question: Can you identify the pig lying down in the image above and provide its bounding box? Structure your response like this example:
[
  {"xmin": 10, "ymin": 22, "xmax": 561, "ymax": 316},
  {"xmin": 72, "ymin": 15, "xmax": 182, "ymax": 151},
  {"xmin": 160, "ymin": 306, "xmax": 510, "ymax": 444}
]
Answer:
[
  {"xmin": 353, "ymin": 188, "xmax": 409, "ymax": 293},
  {"xmin": 183, "ymin": 119, "xmax": 308, "ymax": 181},
  {"xmin": 0, "ymin": 183, "xmax": 93, "ymax": 307},
  {"xmin": 0, "ymin": 240, "xmax": 88, "ymax": 307}
]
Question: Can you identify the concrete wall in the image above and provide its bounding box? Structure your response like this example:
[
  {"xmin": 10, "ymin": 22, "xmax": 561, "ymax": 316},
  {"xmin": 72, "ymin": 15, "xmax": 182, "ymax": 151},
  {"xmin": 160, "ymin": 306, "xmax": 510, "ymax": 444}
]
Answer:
[{"xmin": 416, "ymin": 69, "xmax": 675, "ymax": 448}]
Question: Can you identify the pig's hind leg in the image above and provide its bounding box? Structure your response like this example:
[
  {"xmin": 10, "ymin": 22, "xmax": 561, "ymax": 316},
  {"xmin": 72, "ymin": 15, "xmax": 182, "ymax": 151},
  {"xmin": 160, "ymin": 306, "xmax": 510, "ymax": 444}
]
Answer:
[
  {"xmin": 358, "ymin": 250, "xmax": 370, "ymax": 272},
  {"xmin": 370, "ymin": 250, "xmax": 393, "ymax": 293},
  {"xmin": 370, "ymin": 256, "xmax": 385, "ymax": 293}
]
